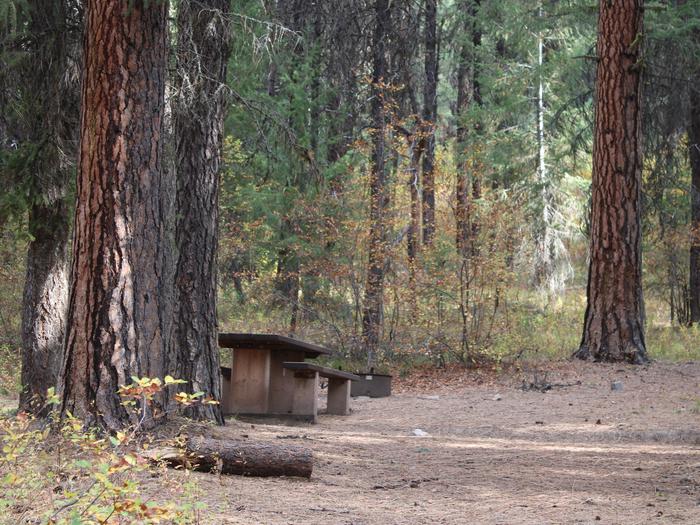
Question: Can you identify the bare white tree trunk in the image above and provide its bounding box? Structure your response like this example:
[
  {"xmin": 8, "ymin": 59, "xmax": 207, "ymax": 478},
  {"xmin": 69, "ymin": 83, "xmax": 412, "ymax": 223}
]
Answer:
[
  {"xmin": 532, "ymin": 3, "xmax": 572, "ymax": 299},
  {"xmin": 534, "ymin": 3, "xmax": 553, "ymax": 288}
]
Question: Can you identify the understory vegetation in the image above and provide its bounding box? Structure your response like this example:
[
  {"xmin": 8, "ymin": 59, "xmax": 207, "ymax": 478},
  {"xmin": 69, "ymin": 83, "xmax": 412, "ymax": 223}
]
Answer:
[
  {"xmin": 0, "ymin": 378, "xmax": 215, "ymax": 524},
  {"xmin": 1, "ymin": 224, "xmax": 698, "ymax": 389}
]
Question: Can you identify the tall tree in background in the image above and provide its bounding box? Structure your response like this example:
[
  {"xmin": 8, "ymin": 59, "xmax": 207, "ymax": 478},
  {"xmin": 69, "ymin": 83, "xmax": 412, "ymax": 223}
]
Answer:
[
  {"xmin": 0, "ymin": 3, "xmax": 10, "ymax": 150},
  {"xmin": 576, "ymin": 0, "xmax": 647, "ymax": 363},
  {"xmin": 421, "ymin": 0, "xmax": 438, "ymax": 245},
  {"xmin": 58, "ymin": 0, "xmax": 171, "ymax": 430},
  {"xmin": 403, "ymin": 94, "xmax": 424, "ymax": 321},
  {"xmin": 688, "ymin": 17, "xmax": 700, "ymax": 324},
  {"xmin": 454, "ymin": 0, "xmax": 472, "ymax": 354},
  {"xmin": 454, "ymin": 0, "xmax": 480, "ymax": 259},
  {"xmin": 362, "ymin": 0, "xmax": 391, "ymax": 365},
  {"xmin": 532, "ymin": 1, "xmax": 555, "ymax": 291},
  {"xmin": 392, "ymin": 2, "xmax": 422, "ymax": 321},
  {"xmin": 18, "ymin": 0, "xmax": 78, "ymax": 412},
  {"xmin": 469, "ymin": 0, "xmax": 482, "ymax": 252},
  {"xmin": 689, "ymin": 71, "xmax": 700, "ymax": 324},
  {"xmin": 171, "ymin": 0, "xmax": 231, "ymax": 424},
  {"xmin": 270, "ymin": 0, "xmax": 315, "ymax": 335}
]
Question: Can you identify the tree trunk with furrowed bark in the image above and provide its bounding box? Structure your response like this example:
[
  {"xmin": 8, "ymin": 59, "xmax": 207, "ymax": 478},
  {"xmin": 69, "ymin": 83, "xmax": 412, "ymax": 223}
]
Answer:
[
  {"xmin": 19, "ymin": 0, "xmax": 78, "ymax": 413},
  {"xmin": 361, "ymin": 0, "xmax": 391, "ymax": 367},
  {"xmin": 58, "ymin": 0, "xmax": 171, "ymax": 431},
  {"xmin": 575, "ymin": 0, "xmax": 647, "ymax": 364},
  {"xmin": 171, "ymin": 0, "xmax": 232, "ymax": 424}
]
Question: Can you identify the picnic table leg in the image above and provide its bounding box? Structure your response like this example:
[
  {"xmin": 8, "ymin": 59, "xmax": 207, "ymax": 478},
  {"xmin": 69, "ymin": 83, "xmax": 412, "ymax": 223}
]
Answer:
[
  {"xmin": 221, "ymin": 369, "xmax": 232, "ymax": 415},
  {"xmin": 290, "ymin": 369, "xmax": 319, "ymax": 423},
  {"xmin": 268, "ymin": 350, "xmax": 304, "ymax": 415},
  {"xmin": 326, "ymin": 378, "xmax": 352, "ymax": 415}
]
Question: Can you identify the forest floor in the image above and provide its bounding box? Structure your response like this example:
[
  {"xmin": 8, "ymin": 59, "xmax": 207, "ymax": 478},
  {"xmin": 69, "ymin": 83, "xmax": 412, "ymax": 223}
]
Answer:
[
  {"xmin": 145, "ymin": 360, "xmax": 700, "ymax": 524},
  {"xmin": 2, "ymin": 360, "xmax": 698, "ymax": 524}
]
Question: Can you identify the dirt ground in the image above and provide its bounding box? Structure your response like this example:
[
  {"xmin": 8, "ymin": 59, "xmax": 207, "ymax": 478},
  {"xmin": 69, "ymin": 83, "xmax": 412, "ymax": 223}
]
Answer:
[{"xmin": 143, "ymin": 360, "xmax": 700, "ymax": 525}]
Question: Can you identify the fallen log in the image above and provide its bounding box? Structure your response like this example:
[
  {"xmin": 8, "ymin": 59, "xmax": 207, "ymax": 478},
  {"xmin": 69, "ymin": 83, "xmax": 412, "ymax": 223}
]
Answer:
[{"xmin": 148, "ymin": 436, "xmax": 313, "ymax": 478}]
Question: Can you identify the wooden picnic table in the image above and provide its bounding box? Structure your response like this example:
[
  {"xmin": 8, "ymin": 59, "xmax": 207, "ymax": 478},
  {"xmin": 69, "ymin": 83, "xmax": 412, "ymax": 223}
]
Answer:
[{"xmin": 219, "ymin": 333, "xmax": 340, "ymax": 422}]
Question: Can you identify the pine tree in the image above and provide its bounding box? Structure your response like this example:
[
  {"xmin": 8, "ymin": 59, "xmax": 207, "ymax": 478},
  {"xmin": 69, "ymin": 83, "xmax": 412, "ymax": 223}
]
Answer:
[
  {"xmin": 576, "ymin": 0, "xmax": 647, "ymax": 363},
  {"xmin": 59, "ymin": 0, "xmax": 171, "ymax": 430},
  {"xmin": 362, "ymin": 0, "xmax": 391, "ymax": 366},
  {"xmin": 18, "ymin": 0, "xmax": 78, "ymax": 412},
  {"xmin": 170, "ymin": 0, "xmax": 232, "ymax": 424}
]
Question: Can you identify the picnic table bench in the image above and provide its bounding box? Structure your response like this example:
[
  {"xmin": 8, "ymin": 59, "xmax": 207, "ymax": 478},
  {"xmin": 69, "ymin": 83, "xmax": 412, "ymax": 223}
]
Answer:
[
  {"xmin": 218, "ymin": 333, "xmax": 358, "ymax": 422},
  {"xmin": 282, "ymin": 362, "xmax": 360, "ymax": 416}
]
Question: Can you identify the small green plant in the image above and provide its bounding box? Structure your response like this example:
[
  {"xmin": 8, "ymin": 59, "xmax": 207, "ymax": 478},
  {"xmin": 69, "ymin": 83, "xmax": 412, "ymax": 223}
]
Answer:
[
  {"xmin": 0, "ymin": 377, "xmax": 216, "ymax": 524},
  {"xmin": 691, "ymin": 398, "xmax": 700, "ymax": 414}
]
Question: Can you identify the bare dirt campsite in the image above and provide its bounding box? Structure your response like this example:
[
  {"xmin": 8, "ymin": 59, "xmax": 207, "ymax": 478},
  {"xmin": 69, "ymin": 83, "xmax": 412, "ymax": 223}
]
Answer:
[{"xmin": 130, "ymin": 361, "xmax": 699, "ymax": 525}]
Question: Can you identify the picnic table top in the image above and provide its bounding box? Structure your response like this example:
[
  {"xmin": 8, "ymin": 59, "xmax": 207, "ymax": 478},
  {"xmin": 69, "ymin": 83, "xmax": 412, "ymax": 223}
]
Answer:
[{"xmin": 218, "ymin": 333, "xmax": 331, "ymax": 358}]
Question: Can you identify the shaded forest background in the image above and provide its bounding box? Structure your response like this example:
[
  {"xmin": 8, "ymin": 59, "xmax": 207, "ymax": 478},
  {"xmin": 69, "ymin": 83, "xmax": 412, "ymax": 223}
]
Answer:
[{"xmin": 1, "ymin": 0, "xmax": 699, "ymax": 394}]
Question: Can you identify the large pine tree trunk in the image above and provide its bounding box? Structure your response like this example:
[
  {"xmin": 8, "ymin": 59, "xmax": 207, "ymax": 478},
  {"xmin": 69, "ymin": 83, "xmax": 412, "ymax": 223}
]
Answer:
[
  {"xmin": 361, "ymin": 0, "xmax": 391, "ymax": 366},
  {"xmin": 689, "ymin": 85, "xmax": 700, "ymax": 324},
  {"xmin": 421, "ymin": 0, "xmax": 438, "ymax": 246},
  {"xmin": 575, "ymin": 0, "xmax": 647, "ymax": 364},
  {"xmin": 18, "ymin": 0, "xmax": 76, "ymax": 412},
  {"xmin": 58, "ymin": 0, "xmax": 171, "ymax": 431},
  {"xmin": 171, "ymin": 0, "xmax": 231, "ymax": 424}
]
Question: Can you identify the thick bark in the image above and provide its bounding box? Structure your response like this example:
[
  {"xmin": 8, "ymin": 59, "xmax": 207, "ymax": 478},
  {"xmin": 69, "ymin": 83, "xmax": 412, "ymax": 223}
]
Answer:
[
  {"xmin": 689, "ymin": 85, "xmax": 700, "ymax": 323},
  {"xmin": 18, "ymin": 0, "xmax": 75, "ymax": 412},
  {"xmin": 421, "ymin": 0, "xmax": 438, "ymax": 246},
  {"xmin": 171, "ymin": 0, "xmax": 231, "ymax": 424},
  {"xmin": 576, "ymin": 0, "xmax": 647, "ymax": 364},
  {"xmin": 151, "ymin": 436, "xmax": 313, "ymax": 478},
  {"xmin": 361, "ymin": 0, "xmax": 391, "ymax": 366},
  {"xmin": 59, "ymin": 0, "xmax": 171, "ymax": 431},
  {"xmin": 20, "ymin": 203, "xmax": 69, "ymax": 411}
]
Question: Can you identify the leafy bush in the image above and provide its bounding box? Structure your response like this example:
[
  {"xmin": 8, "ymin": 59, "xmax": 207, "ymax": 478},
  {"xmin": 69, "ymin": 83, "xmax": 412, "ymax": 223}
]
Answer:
[{"xmin": 0, "ymin": 379, "xmax": 215, "ymax": 524}]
